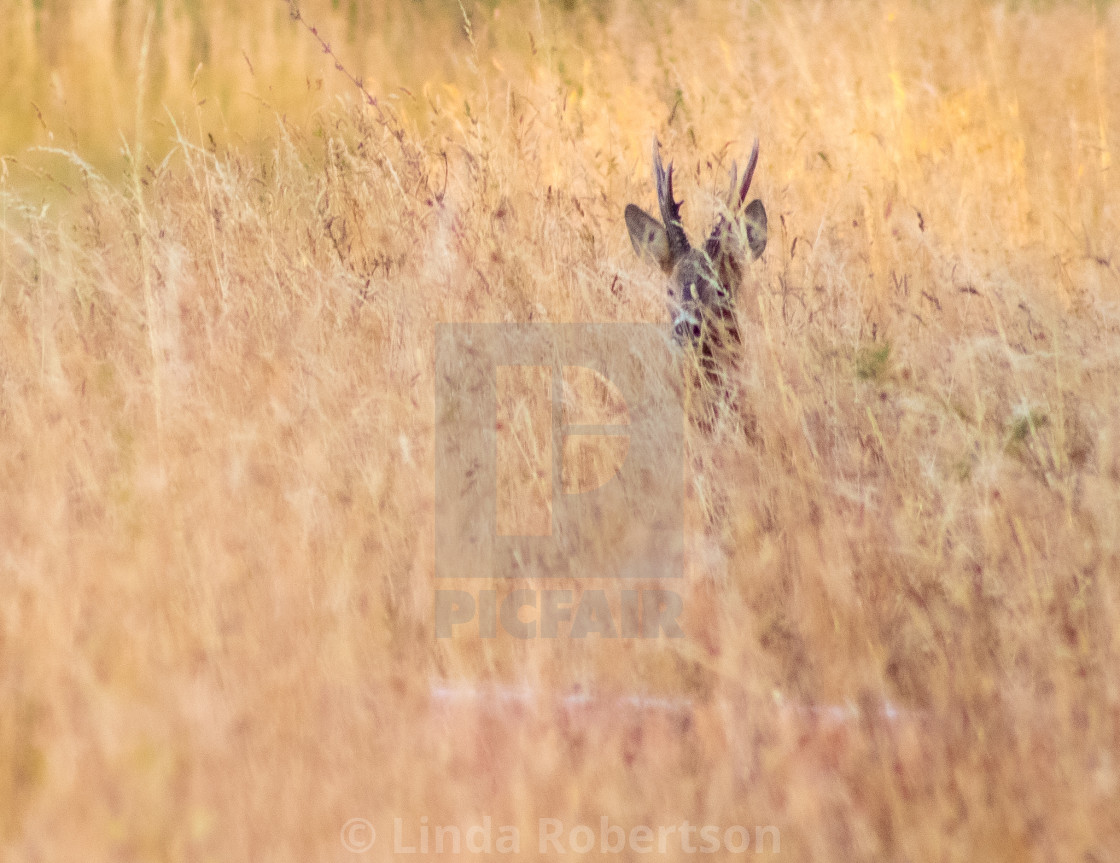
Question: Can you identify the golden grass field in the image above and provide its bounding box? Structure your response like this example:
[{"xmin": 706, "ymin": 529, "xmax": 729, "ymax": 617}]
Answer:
[{"xmin": 2, "ymin": 0, "xmax": 1120, "ymax": 859}]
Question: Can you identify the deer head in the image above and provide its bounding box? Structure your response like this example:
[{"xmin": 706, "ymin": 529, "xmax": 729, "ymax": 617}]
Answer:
[{"xmin": 625, "ymin": 137, "xmax": 767, "ymax": 381}]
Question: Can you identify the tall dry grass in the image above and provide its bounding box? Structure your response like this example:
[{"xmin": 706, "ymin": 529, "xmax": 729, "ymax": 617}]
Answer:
[{"xmin": 2, "ymin": 0, "xmax": 1119, "ymax": 860}]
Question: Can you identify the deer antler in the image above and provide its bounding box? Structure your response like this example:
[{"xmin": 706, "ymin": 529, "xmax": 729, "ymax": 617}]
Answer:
[
  {"xmin": 735, "ymin": 138, "xmax": 760, "ymax": 209},
  {"xmin": 652, "ymin": 138, "xmax": 690, "ymax": 262}
]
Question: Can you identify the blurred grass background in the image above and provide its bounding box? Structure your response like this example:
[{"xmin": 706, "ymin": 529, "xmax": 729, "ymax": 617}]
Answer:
[
  {"xmin": 2, "ymin": 0, "xmax": 613, "ymax": 166},
  {"xmin": 2, "ymin": 0, "xmax": 1120, "ymax": 860}
]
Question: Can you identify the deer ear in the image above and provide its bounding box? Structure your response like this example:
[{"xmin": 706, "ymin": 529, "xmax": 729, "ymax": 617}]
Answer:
[
  {"xmin": 625, "ymin": 204, "xmax": 673, "ymax": 273},
  {"xmin": 743, "ymin": 198, "xmax": 768, "ymax": 259}
]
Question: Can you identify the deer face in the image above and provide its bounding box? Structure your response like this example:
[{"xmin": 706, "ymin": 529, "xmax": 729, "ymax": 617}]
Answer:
[{"xmin": 625, "ymin": 138, "xmax": 767, "ymax": 379}]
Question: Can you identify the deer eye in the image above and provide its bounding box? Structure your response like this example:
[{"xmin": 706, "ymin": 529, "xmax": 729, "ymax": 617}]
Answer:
[{"xmin": 691, "ymin": 323, "xmax": 701, "ymax": 338}]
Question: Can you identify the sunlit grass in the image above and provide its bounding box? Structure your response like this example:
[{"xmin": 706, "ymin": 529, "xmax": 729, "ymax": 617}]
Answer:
[{"xmin": 2, "ymin": 0, "xmax": 1119, "ymax": 860}]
